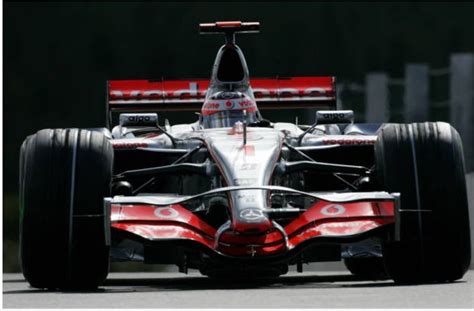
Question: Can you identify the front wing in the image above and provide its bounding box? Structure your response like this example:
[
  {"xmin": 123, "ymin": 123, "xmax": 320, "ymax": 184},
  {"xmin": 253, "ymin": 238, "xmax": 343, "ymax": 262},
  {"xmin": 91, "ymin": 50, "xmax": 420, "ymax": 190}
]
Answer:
[{"xmin": 107, "ymin": 187, "xmax": 397, "ymax": 259}]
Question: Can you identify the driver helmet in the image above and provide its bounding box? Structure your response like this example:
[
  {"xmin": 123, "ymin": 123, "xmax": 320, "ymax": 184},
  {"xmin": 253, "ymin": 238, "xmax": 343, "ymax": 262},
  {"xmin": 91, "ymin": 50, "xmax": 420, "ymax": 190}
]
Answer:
[{"xmin": 200, "ymin": 91, "xmax": 260, "ymax": 128}]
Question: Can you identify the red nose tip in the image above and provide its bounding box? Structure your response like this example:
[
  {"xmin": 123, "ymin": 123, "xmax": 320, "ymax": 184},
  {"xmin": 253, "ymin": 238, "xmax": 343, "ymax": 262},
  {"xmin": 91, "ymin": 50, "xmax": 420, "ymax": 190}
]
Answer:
[{"xmin": 231, "ymin": 217, "xmax": 273, "ymax": 234}]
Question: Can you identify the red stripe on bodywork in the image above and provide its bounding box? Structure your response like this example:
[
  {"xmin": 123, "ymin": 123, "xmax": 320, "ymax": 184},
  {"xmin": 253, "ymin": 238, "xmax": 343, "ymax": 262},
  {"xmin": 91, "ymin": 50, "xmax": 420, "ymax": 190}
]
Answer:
[{"xmin": 243, "ymin": 145, "xmax": 255, "ymax": 156}]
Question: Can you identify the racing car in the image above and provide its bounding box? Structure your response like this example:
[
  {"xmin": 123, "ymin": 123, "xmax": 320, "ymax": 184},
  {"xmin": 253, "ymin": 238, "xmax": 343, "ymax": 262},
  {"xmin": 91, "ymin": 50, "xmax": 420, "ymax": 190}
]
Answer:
[{"xmin": 19, "ymin": 21, "xmax": 471, "ymax": 289}]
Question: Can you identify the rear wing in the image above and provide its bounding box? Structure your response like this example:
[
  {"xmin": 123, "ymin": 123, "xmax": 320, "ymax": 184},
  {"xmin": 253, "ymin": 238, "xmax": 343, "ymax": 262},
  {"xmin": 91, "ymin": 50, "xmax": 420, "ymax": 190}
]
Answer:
[{"xmin": 106, "ymin": 76, "xmax": 336, "ymax": 127}]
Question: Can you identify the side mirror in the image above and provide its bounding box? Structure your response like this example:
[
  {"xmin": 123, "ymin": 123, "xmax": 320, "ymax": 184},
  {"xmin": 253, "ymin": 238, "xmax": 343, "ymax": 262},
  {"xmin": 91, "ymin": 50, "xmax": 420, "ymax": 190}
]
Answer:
[
  {"xmin": 119, "ymin": 113, "xmax": 158, "ymax": 127},
  {"xmin": 315, "ymin": 110, "xmax": 354, "ymax": 125}
]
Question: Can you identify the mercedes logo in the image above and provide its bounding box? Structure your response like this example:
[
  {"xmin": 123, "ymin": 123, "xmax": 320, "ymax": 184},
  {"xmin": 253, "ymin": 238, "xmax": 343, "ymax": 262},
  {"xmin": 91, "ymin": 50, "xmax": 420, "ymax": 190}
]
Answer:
[{"xmin": 240, "ymin": 208, "xmax": 264, "ymax": 221}]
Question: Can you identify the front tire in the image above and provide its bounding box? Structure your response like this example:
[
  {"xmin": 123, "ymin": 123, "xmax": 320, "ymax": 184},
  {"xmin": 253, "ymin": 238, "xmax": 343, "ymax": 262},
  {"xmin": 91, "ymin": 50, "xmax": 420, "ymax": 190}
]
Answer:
[
  {"xmin": 20, "ymin": 129, "xmax": 113, "ymax": 289},
  {"xmin": 344, "ymin": 257, "xmax": 388, "ymax": 280},
  {"xmin": 375, "ymin": 122, "xmax": 471, "ymax": 283}
]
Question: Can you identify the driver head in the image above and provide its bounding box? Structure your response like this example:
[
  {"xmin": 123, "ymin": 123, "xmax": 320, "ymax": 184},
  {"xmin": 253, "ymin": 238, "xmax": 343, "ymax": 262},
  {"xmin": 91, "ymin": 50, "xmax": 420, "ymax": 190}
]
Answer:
[{"xmin": 200, "ymin": 91, "xmax": 260, "ymax": 128}]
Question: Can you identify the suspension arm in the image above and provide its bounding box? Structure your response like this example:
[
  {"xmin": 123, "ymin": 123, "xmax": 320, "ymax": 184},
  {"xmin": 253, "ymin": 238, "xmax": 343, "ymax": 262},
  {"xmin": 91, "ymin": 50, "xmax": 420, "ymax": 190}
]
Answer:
[
  {"xmin": 115, "ymin": 162, "xmax": 216, "ymax": 179},
  {"xmin": 275, "ymin": 160, "xmax": 370, "ymax": 175}
]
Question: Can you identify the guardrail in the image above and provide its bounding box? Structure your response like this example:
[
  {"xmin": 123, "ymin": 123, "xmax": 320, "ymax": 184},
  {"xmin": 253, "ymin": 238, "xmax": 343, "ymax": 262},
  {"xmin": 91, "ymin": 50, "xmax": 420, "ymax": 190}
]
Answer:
[{"xmin": 338, "ymin": 53, "xmax": 474, "ymax": 172}]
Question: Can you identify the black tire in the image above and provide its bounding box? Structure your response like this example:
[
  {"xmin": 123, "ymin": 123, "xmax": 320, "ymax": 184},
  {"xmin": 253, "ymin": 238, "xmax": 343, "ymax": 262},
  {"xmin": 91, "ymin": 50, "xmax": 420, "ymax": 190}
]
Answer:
[
  {"xmin": 20, "ymin": 129, "xmax": 113, "ymax": 289},
  {"xmin": 344, "ymin": 257, "xmax": 388, "ymax": 280},
  {"xmin": 375, "ymin": 122, "xmax": 471, "ymax": 283}
]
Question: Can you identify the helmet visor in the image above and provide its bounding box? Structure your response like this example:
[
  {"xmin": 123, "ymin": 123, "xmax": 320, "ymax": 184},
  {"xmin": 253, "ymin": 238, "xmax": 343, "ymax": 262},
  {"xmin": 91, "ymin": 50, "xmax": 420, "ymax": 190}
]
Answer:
[{"xmin": 201, "ymin": 110, "xmax": 259, "ymax": 128}]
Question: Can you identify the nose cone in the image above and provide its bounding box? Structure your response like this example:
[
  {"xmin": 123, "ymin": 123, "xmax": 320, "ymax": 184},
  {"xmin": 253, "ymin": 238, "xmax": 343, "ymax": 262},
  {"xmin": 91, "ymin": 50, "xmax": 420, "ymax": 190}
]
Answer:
[
  {"xmin": 230, "ymin": 193, "xmax": 273, "ymax": 233},
  {"xmin": 204, "ymin": 129, "xmax": 284, "ymax": 233}
]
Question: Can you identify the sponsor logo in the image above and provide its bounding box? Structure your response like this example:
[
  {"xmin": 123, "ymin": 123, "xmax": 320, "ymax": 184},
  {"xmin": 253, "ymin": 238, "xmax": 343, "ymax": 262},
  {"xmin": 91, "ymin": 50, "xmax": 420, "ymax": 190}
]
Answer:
[
  {"xmin": 304, "ymin": 87, "xmax": 327, "ymax": 95},
  {"xmin": 239, "ymin": 163, "xmax": 259, "ymax": 171},
  {"xmin": 111, "ymin": 82, "xmax": 202, "ymax": 99},
  {"xmin": 322, "ymin": 138, "xmax": 375, "ymax": 145},
  {"xmin": 252, "ymin": 88, "xmax": 271, "ymax": 97},
  {"xmin": 207, "ymin": 103, "xmax": 220, "ymax": 109},
  {"xmin": 237, "ymin": 194, "xmax": 257, "ymax": 203},
  {"xmin": 321, "ymin": 113, "xmax": 346, "ymax": 120},
  {"xmin": 233, "ymin": 178, "xmax": 257, "ymax": 186},
  {"xmin": 219, "ymin": 92, "xmax": 236, "ymax": 99},
  {"xmin": 111, "ymin": 90, "xmax": 166, "ymax": 98},
  {"xmin": 253, "ymin": 87, "xmax": 327, "ymax": 98},
  {"xmin": 278, "ymin": 88, "xmax": 298, "ymax": 97},
  {"xmin": 225, "ymin": 100, "xmax": 234, "ymax": 109},
  {"xmin": 203, "ymin": 102, "xmax": 220, "ymax": 110},
  {"xmin": 154, "ymin": 207, "xmax": 179, "ymax": 219},
  {"xmin": 111, "ymin": 83, "xmax": 329, "ymax": 100},
  {"xmin": 238, "ymin": 99, "xmax": 255, "ymax": 108},
  {"xmin": 113, "ymin": 142, "xmax": 148, "ymax": 149},
  {"xmin": 173, "ymin": 82, "xmax": 199, "ymax": 97},
  {"xmin": 128, "ymin": 115, "xmax": 151, "ymax": 123},
  {"xmin": 320, "ymin": 204, "xmax": 346, "ymax": 216},
  {"xmin": 119, "ymin": 113, "xmax": 158, "ymax": 126},
  {"xmin": 240, "ymin": 208, "xmax": 264, "ymax": 221},
  {"xmin": 203, "ymin": 99, "xmax": 255, "ymax": 112},
  {"xmin": 319, "ymin": 221, "xmax": 369, "ymax": 228}
]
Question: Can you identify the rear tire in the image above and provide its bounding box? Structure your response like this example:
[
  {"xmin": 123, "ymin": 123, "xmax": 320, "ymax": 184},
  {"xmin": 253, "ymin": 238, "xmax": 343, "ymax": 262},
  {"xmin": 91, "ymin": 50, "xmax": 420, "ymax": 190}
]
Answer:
[
  {"xmin": 20, "ymin": 129, "xmax": 113, "ymax": 289},
  {"xmin": 375, "ymin": 122, "xmax": 471, "ymax": 283}
]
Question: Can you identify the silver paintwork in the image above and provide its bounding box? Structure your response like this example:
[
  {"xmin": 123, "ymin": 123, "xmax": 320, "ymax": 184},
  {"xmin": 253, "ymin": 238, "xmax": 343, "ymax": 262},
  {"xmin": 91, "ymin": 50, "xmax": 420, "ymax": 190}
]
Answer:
[
  {"xmin": 300, "ymin": 135, "xmax": 377, "ymax": 146},
  {"xmin": 109, "ymin": 117, "xmax": 386, "ymax": 235},
  {"xmin": 119, "ymin": 113, "xmax": 158, "ymax": 127},
  {"xmin": 111, "ymin": 123, "xmax": 378, "ymax": 150},
  {"xmin": 271, "ymin": 221, "xmax": 289, "ymax": 250},
  {"xmin": 204, "ymin": 127, "xmax": 283, "ymax": 228},
  {"xmin": 214, "ymin": 220, "xmax": 231, "ymax": 248},
  {"xmin": 311, "ymin": 191, "xmax": 396, "ymax": 202},
  {"xmin": 315, "ymin": 110, "xmax": 354, "ymax": 125},
  {"xmin": 111, "ymin": 132, "xmax": 377, "ymax": 152},
  {"xmin": 108, "ymin": 187, "xmax": 396, "ymax": 206}
]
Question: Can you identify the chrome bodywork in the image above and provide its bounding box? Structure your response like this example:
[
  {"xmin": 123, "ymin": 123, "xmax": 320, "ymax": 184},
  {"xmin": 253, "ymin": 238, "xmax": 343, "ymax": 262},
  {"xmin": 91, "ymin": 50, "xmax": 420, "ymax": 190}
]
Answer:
[{"xmin": 204, "ymin": 128, "xmax": 283, "ymax": 231}]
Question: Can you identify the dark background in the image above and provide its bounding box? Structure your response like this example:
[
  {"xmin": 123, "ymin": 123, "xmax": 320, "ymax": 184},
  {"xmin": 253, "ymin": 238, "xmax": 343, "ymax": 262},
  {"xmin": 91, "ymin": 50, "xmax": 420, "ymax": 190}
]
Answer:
[{"xmin": 4, "ymin": 2, "xmax": 474, "ymax": 271}]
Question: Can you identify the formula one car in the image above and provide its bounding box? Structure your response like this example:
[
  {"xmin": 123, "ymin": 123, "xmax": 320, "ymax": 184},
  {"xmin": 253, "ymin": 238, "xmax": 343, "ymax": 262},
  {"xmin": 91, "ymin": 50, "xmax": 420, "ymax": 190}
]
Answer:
[{"xmin": 19, "ymin": 21, "xmax": 471, "ymax": 289}]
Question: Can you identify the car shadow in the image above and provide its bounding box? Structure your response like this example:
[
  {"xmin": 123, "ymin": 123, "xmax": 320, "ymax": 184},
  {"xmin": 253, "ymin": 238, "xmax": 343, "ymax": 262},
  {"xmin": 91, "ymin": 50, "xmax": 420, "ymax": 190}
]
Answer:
[
  {"xmin": 4, "ymin": 272, "xmax": 464, "ymax": 294},
  {"xmin": 111, "ymin": 274, "xmax": 398, "ymax": 292}
]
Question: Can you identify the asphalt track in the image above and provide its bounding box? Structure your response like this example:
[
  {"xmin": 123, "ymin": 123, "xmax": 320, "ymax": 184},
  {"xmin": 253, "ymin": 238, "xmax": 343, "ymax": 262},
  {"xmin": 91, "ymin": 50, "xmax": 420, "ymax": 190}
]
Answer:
[
  {"xmin": 3, "ymin": 173, "xmax": 474, "ymax": 308},
  {"xmin": 3, "ymin": 269, "xmax": 473, "ymax": 308},
  {"xmin": 3, "ymin": 175, "xmax": 473, "ymax": 308}
]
